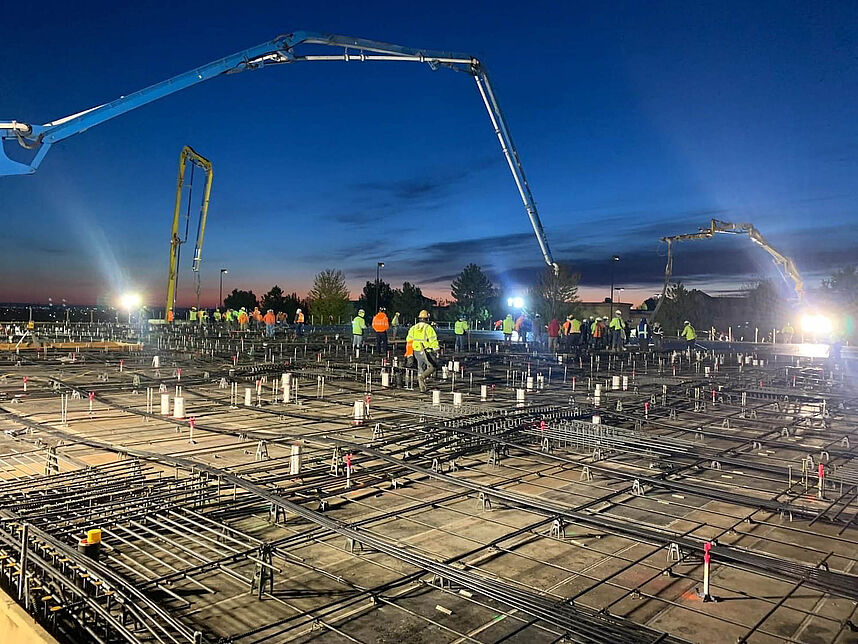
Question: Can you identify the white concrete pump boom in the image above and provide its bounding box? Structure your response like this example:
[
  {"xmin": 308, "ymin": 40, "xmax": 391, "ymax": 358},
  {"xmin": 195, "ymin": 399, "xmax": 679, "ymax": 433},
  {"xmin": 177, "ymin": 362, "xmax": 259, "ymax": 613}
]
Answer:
[
  {"xmin": 0, "ymin": 31, "xmax": 558, "ymax": 272},
  {"xmin": 651, "ymin": 218, "xmax": 805, "ymax": 320}
]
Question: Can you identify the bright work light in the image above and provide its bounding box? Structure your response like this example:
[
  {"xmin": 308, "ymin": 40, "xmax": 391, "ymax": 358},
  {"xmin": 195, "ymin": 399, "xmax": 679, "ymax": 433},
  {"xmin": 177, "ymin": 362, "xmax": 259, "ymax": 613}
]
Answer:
[
  {"xmin": 120, "ymin": 292, "xmax": 142, "ymax": 311},
  {"xmin": 801, "ymin": 314, "xmax": 832, "ymax": 335}
]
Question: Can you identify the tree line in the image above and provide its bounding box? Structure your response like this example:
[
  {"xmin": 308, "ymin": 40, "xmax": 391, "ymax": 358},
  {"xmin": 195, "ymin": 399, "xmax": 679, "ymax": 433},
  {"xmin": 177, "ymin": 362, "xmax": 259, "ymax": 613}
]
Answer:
[{"xmin": 218, "ymin": 263, "xmax": 583, "ymax": 325}]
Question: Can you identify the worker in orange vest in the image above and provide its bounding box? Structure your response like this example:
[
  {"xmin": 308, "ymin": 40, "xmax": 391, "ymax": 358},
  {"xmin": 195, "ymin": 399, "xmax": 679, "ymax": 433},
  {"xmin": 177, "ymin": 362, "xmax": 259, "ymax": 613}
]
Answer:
[
  {"xmin": 166, "ymin": 309, "xmax": 175, "ymax": 324},
  {"xmin": 263, "ymin": 309, "xmax": 276, "ymax": 338},
  {"xmin": 404, "ymin": 338, "xmax": 415, "ymax": 369},
  {"xmin": 372, "ymin": 307, "xmax": 390, "ymax": 354},
  {"xmin": 252, "ymin": 307, "xmax": 262, "ymax": 331},
  {"xmin": 294, "ymin": 308, "xmax": 305, "ymax": 336}
]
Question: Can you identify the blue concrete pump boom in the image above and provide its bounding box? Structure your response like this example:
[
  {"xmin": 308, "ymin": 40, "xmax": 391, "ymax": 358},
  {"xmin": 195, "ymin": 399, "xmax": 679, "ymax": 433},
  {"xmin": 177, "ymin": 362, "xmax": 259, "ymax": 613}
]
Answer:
[{"xmin": 0, "ymin": 31, "xmax": 558, "ymax": 271}]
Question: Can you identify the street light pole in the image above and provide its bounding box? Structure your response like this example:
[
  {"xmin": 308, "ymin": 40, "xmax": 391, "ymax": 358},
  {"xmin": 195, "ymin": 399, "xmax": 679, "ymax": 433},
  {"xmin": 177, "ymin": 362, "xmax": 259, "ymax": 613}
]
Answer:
[
  {"xmin": 375, "ymin": 262, "xmax": 385, "ymax": 312},
  {"xmin": 610, "ymin": 255, "xmax": 620, "ymax": 303},
  {"xmin": 219, "ymin": 269, "xmax": 228, "ymax": 308}
]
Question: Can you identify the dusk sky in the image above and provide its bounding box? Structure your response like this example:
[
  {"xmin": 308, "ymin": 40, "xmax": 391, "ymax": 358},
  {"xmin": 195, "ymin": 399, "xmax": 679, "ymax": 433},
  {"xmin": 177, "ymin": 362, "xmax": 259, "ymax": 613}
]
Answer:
[{"xmin": 1, "ymin": 1, "xmax": 856, "ymax": 308}]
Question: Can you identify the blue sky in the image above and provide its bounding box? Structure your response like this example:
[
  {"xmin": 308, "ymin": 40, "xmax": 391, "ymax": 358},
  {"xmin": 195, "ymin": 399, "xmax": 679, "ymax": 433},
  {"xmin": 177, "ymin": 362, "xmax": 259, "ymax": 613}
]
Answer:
[{"xmin": 1, "ymin": 0, "xmax": 856, "ymax": 307}]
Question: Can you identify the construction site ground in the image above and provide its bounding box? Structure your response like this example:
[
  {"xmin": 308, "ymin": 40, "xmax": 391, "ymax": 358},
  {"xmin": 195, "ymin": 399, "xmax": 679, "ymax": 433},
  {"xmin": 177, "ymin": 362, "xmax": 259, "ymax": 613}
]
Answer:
[{"xmin": 0, "ymin": 324, "xmax": 856, "ymax": 644}]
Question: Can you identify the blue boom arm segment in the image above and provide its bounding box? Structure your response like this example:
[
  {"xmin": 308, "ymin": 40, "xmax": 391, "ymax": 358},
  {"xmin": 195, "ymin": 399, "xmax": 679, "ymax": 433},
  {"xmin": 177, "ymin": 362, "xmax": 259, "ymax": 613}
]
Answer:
[{"xmin": 0, "ymin": 31, "xmax": 556, "ymax": 268}]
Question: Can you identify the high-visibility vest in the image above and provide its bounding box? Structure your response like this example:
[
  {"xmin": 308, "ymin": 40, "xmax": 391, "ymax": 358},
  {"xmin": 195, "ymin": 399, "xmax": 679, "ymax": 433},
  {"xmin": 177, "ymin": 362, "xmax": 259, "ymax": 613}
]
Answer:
[
  {"xmin": 238, "ymin": 312, "xmax": 248, "ymax": 325},
  {"xmin": 295, "ymin": 311, "xmax": 304, "ymax": 323},
  {"xmin": 405, "ymin": 340, "xmax": 414, "ymax": 357},
  {"xmin": 454, "ymin": 320, "xmax": 468, "ymax": 335},
  {"xmin": 263, "ymin": 312, "xmax": 275, "ymax": 325},
  {"xmin": 682, "ymin": 324, "xmax": 697, "ymax": 340},
  {"xmin": 571, "ymin": 318, "xmax": 581, "ymax": 333},
  {"xmin": 352, "ymin": 316, "xmax": 366, "ymax": 335},
  {"xmin": 213, "ymin": 310, "xmax": 222, "ymax": 320},
  {"xmin": 502, "ymin": 317, "xmax": 515, "ymax": 333},
  {"xmin": 189, "ymin": 310, "xmax": 197, "ymax": 321},
  {"xmin": 406, "ymin": 322, "xmax": 439, "ymax": 352},
  {"xmin": 609, "ymin": 316, "xmax": 624, "ymax": 331},
  {"xmin": 372, "ymin": 313, "xmax": 389, "ymax": 333}
]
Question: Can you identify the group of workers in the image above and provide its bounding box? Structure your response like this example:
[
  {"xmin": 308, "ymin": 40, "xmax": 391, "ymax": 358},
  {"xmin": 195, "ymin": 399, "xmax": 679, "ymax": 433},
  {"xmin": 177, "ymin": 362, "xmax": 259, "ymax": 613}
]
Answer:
[
  {"xmin": 351, "ymin": 308, "xmax": 403, "ymax": 352},
  {"xmin": 179, "ymin": 306, "xmax": 305, "ymax": 337},
  {"xmin": 351, "ymin": 308, "xmax": 439, "ymax": 391},
  {"xmin": 495, "ymin": 310, "xmax": 673, "ymax": 353}
]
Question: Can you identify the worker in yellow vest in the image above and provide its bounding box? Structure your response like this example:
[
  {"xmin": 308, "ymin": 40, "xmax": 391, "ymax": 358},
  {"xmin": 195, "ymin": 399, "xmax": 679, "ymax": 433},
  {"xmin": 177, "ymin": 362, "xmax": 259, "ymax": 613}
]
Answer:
[
  {"xmin": 352, "ymin": 310, "xmax": 366, "ymax": 350},
  {"xmin": 681, "ymin": 320, "xmax": 697, "ymax": 351},
  {"xmin": 406, "ymin": 310, "xmax": 439, "ymax": 392},
  {"xmin": 454, "ymin": 316, "xmax": 469, "ymax": 352},
  {"xmin": 502, "ymin": 314, "xmax": 514, "ymax": 343}
]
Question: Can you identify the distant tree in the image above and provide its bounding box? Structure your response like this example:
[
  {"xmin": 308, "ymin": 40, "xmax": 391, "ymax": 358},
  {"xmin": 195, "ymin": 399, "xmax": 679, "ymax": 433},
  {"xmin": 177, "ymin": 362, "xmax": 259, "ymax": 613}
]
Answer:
[
  {"xmin": 308, "ymin": 269, "xmax": 351, "ymax": 323},
  {"xmin": 744, "ymin": 279, "xmax": 788, "ymax": 328},
  {"xmin": 223, "ymin": 289, "xmax": 258, "ymax": 311},
  {"xmin": 260, "ymin": 285, "xmax": 287, "ymax": 313},
  {"xmin": 451, "ymin": 263, "xmax": 497, "ymax": 322},
  {"xmin": 392, "ymin": 281, "xmax": 434, "ymax": 324},
  {"xmin": 530, "ymin": 264, "xmax": 580, "ymax": 321},
  {"xmin": 653, "ymin": 282, "xmax": 698, "ymax": 333},
  {"xmin": 357, "ymin": 280, "xmax": 394, "ymax": 314},
  {"xmin": 823, "ymin": 265, "xmax": 858, "ymax": 302}
]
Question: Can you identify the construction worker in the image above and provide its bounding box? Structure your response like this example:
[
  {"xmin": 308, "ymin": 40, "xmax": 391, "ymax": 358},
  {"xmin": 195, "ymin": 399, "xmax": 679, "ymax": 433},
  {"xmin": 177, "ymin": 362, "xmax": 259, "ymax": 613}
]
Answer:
[
  {"xmin": 580, "ymin": 316, "xmax": 590, "ymax": 347},
  {"xmin": 406, "ymin": 310, "xmax": 439, "ymax": 392},
  {"xmin": 609, "ymin": 310, "xmax": 625, "ymax": 351},
  {"xmin": 294, "ymin": 308, "xmax": 305, "ymax": 336},
  {"xmin": 494, "ymin": 319, "xmax": 503, "ymax": 331},
  {"xmin": 454, "ymin": 315, "xmax": 469, "ymax": 352},
  {"xmin": 652, "ymin": 321, "xmax": 663, "ymax": 349},
  {"xmin": 547, "ymin": 317, "xmax": 560, "ymax": 352},
  {"xmin": 515, "ymin": 313, "xmax": 526, "ymax": 342},
  {"xmin": 264, "ymin": 309, "xmax": 276, "ymax": 338},
  {"xmin": 681, "ymin": 320, "xmax": 697, "ymax": 351},
  {"xmin": 372, "ymin": 307, "xmax": 390, "ymax": 354},
  {"xmin": 502, "ymin": 314, "xmax": 514, "ymax": 343},
  {"xmin": 167, "ymin": 309, "xmax": 175, "ymax": 324},
  {"xmin": 213, "ymin": 308, "xmax": 222, "ymax": 325},
  {"xmin": 592, "ymin": 317, "xmax": 605, "ymax": 350},
  {"xmin": 569, "ymin": 315, "xmax": 581, "ymax": 347},
  {"xmin": 189, "ymin": 307, "xmax": 197, "ymax": 323},
  {"xmin": 198, "ymin": 308, "xmax": 208, "ymax": 325},
  {"xmin": 237, "ymin": 307, "xmax": 249, "ymax": 331},
  {"xmin": 532, "ymin": 314, "xmax": 544, "ymax": 346},
  {"xmin": 391, "ymin": 311, "xmax": 401, "ymax": 341},
  {"xmin": 781, "ymin": 321, "xmax": 795, "ymax": 344},
  {"xmin": 352, "ymin": 309, "xmax": 366, "ymax": 349},
  {"xmin": 224, "ymin": 308, "xmax": 234, "ymax": 329},
  {"xmin": 637, "ymin": 317, "xmax": 650, "ymax": 351},
  {"xmin": 404, "ymin": 338, "xmax": 415, "ymax": 369},
  {"xmin": 252, "ymin": 307, "xmax": 263, "ymax": 331}
]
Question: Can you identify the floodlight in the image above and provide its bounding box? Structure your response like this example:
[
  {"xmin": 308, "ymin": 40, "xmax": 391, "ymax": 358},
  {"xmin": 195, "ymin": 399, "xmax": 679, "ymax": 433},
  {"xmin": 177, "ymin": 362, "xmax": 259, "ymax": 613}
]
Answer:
[{"xmin": 120, "ymin": 292, "xmax": 142, "ymax": 311}]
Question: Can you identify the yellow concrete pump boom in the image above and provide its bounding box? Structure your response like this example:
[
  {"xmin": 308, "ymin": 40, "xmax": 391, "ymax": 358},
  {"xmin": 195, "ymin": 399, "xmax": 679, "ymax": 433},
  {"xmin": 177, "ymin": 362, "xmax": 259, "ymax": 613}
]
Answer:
[
  {"xmin": 652, "ymin": 218, "xmax": 805, "ymax": 319},
  {"xmin": 165, "ymin": 146, "xmax": 213, "ymax": 319}
]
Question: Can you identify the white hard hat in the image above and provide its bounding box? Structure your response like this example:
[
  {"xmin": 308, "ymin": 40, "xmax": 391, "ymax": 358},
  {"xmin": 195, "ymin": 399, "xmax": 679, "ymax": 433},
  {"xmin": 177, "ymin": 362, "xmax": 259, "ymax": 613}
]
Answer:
[
  {"xmin": 296, "ymin": 308, "xmax": 301, "ymax": 313},
  {"xmin": 615, "ymin": 310, "xmax": 621, "ymax": 315},
  {"xmin": 684, "ymin": 320, "xmax": 690, "ymax": 324}
]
